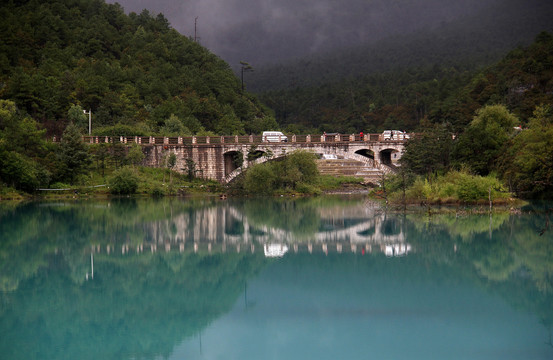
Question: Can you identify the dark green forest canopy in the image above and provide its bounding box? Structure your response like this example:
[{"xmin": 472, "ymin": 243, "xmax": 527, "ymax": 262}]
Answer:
[
  {"xmin": 0, "ymin": 0, "xmax": 276, "ymax": 136},
  {"xmin": 447, "ymin": 31, "xmax": 553, "ymax": 130}
]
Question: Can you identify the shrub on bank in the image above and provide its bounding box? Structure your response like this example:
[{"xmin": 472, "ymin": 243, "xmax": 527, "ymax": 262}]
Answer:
[
  {"xmin": 243, "ymin": 163, "xmax": 277, "ymax": 195},
  {"xmin": 109, "ymin": 166, "xmax": 139, "ymax": 195},
  {"xmin": 389, "ymin": 170, "xmax": 511, "ymax": 204}
]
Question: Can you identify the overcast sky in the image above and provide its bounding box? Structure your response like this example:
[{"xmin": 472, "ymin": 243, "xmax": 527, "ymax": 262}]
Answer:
[{"xmin": 107, "ymin": 0, "xmax": 507, "ymax": 68}]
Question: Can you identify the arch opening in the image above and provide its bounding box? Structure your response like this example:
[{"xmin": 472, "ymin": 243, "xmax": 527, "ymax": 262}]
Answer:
[
  {"xmin": 355, "ymin": 149, "xmax": 375, "ymax": 160},
  {"xmin": 379, "ymin": 149, "xmax": 401, "ymax": 166},
  {"xmin": 224, "ymin": 151, "xmax": 243, "ymax": 176}
]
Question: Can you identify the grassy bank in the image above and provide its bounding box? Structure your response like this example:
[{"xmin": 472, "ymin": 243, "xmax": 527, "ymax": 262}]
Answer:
[
  {"xmin": 373, "ymin": 170, "xmax": 523, "ymax": 209},
  {"xmin": 1, "ymin": 165, "xmax": 366, "ymax": 201},
  {"xmin": 1, "ymin": 166, "xmax": 225, "ymax": 201}
]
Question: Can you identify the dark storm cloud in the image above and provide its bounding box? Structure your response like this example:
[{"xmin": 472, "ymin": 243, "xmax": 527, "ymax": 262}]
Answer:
[{"xmin": 109, "ymin": 0, "xmax": 499, "ymax": 67}]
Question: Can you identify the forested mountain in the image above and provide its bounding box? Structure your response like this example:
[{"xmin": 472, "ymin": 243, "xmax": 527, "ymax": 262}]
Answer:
[
  {"xmin": 251, "ymin": 0, "xmax": 553, "ymax": 133},
  {"xmin": 0, "ymin": 0, "xmax": 276, "ymax": 136},
  {"xmin": 431, "ymin": 31, "xmax": 553, "ymax": 132}
]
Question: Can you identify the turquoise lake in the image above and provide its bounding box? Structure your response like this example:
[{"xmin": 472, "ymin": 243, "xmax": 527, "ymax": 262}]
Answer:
[{"xmin": 1, "ymin": 197, "xmax": 552, "ymax": 359}]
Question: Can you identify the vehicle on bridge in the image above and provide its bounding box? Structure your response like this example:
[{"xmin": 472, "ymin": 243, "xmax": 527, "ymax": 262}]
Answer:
[
  {"xmin": 382, "ymin": 130, "xmax": 410, "ymax": 141},
  {"xmin": 262, "ymin": 131, "xmax": 288, "ymax": 142}
]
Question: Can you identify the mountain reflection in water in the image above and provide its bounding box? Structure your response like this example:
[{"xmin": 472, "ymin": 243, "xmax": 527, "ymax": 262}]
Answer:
[{"xmin": 0, "ymin": 197, "xmax": 552, "ymax": 360}]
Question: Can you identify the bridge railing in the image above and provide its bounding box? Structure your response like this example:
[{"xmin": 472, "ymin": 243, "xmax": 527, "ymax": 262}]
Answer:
[{"xmin": 68, "ymin": 133, "xmax": 413, "ymax": 145}]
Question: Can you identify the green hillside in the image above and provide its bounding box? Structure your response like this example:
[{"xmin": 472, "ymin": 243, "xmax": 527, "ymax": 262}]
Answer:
[
  {"xmin": 0, "ymin": 0, "xmax": 276, "ymax": 136},
  {"xmin": 438, "ymin": 31, "xmax": 553, "ymax": 132}
]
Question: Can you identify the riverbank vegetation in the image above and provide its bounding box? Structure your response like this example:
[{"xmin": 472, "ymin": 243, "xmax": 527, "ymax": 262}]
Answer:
[
  {"xmin": 379, "ymin": 101, "xmax": 553, "ymax": 204},
  {"xmin": 0, "ymin": 104, "xmax": 224, "ymax": 199},
  {"xmin": 380, "ymin": 170, "xmax": 513, "ymax": 206}
]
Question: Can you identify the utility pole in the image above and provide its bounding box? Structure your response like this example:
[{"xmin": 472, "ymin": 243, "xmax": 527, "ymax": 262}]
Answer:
[
  {"xmin": 240, "ymin": 61, "xmax": 254, "ymax": 92},
  {"xmin": 83, "ymin": 109, "xmax": 91, "ymax": 135},
  {"xmin": 194, "ymin": 17, "xmax": 199, "ymax": 42}
]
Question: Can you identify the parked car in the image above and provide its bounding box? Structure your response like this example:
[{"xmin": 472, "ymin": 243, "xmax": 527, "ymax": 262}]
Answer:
[
  {"xmin": 262, "ymin": 131, "xmax": 288, "ymax": 142},
  {"xmin": 382, "ymin": 130, "xmax": 410, "ymax": 140}
]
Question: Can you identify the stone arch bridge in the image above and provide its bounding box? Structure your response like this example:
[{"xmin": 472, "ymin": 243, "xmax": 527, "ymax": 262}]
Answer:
[{"xmin": 81, "ymin": 133, "xmax": 409, "ymax": 183}]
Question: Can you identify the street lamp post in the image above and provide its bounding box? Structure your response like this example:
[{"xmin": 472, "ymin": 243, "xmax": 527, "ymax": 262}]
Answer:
[
  {"xmin": 83, "ymin": 109, "xmax": 91, "ymax": 135},
  {"xmin": 240, "ymin": 61, "xmax": 254, "ymax": 92}
]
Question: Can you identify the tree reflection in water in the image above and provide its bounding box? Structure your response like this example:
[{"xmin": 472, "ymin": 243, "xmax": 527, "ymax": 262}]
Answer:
[{"xmin": 0, "ymin": 198, "xmax": 552, "ymax": 359}]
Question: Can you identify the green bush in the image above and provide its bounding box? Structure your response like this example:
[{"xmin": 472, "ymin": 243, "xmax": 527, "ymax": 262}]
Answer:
[
  {"xmin": 242, "ymin": 150, "xmax": 320, "ymax": 195},
  {"xmin": 405, "ymin": 177, "xmax": 432, "ymax": 202},
  {"xmin": 456, "ymin": 175, "xmax": 487, "ymax": 201},
  {"xmin": 455, "ymin": 172, "xmax": 507, "ymax": 202},
  {"xmin": 150, "ymin": 186, "xmax": 165, "ymax": 197},
  {"xmin": 0, "ymin": 150, "xmax": 40, "ymax": 192},
  {"xmin": 284, "ymin": 150, "xmax": 319, "ymax": 185},
  {"xmin": 295, "ymin": 183, "xmax": 322, "ymax": 195},
  {"xmin": 243, "ymin": 163, "xmax": 277, "ymax": 195},
  {"xmin": 396, "ymin": 170, "xmax": 511, "ymax": 204},
  {"xmin": 438, "ymin": 182, "xmax": 457, "ymax": 199},
  {"xmin": 109, "ymin": 166, "xmax": 139, "ymax": 195}
]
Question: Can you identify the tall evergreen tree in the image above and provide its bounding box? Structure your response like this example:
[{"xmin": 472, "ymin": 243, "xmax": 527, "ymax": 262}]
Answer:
[{"xmin": 58, "ymin": 123, "xmax": 92, "ymax": 184}]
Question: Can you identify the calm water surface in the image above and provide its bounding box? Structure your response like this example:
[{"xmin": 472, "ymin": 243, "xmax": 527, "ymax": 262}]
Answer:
[{"xmin": 0, "ymin": 197, "xmax": 552, "ymax": 359}]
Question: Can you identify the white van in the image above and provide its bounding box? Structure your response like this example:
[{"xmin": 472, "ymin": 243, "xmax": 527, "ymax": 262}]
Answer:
[
  {"xmin": 382, "ymin": 130, "xmax": 410, "ymax": 140},
  {"xmin": 262, "ymin": 131, "xmax": 288, "ymax": 142}
]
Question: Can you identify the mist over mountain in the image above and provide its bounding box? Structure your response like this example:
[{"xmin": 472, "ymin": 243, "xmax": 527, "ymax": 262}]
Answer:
[
  {"xmin": 247, "ymin": 0, "xmax": 553, "ymax": 92},
  {"xmin": 109, "ymin": 0, "xmax": 553, "ymax": 95},
  {"xmin": 109, "ymin": 0, "xmax": 515, "ymax": 67}
]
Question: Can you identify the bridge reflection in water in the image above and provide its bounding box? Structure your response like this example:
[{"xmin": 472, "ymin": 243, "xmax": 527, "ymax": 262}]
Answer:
[{"xmin": 95, "ymin": 202, "xmax": 412, "ymax": 259}]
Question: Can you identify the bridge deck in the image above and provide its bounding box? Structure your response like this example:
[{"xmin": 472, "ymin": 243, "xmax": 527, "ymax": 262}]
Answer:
[
  {"xmin": 50, "ymin": 133, "xmax": 410, "ymax": 182},
  {"xmin": 53, "ymin": 133, "xmax": 410, "ymax": 145}
]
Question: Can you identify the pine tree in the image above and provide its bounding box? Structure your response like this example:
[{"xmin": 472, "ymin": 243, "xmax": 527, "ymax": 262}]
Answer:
[{"xmin": 58, "ymin": 123, "xmax": 91, "ymax": 184}]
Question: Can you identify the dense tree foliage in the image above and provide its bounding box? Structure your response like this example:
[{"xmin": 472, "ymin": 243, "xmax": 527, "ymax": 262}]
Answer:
[
  {"xmin": 439, "ymin": 31, "xmax": 553, "ymax": 132},
  {"xmin": 400, "ymin": 121, "xmax": 453, "ymax": 178},
  {"xmin": 386, "ymin": 34, "xmax": 553, "ymax": 199},
  {"xmin": 0, "ymin": 100, "xmax": 50, "ymax": 192},
  {"xmin": 451, "ymin": 105, "xmax": 518, "ymax": 175},
  {"xmin": 500, "ymin": 105, "xmax": 553, "ymax": 197},
  {"xmin": 57, "ymin": 122, "xmax": 92, "ymax": 184},
  {"xmin": 0, "ymin": 0, "xmax": 276, "ymax": 136}
]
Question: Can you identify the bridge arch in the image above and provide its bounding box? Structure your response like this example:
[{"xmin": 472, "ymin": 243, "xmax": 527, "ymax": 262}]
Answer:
[
  {"xmin": 224, "ymin": 152, "xmax": 289, "ymax": 183},
  {"xmin": 354, "ymin": 148, "xmax": 375, "ymax": 161},
  {"xmin": 223, "ymin": 150, "xmax": 243, "ymax": 177},
  {"xmin": 379, "ymin": 148, "xmax": 401, "ymax": 166}
]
